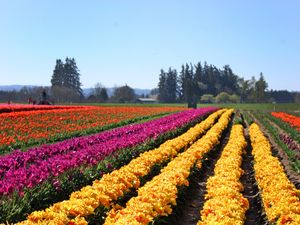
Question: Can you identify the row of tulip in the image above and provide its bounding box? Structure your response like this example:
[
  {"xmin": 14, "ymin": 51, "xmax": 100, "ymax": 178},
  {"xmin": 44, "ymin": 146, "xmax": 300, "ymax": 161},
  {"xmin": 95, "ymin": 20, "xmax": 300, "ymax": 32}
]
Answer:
[
  {"xmin": 0, "ymin": 104, "xmax": 85, "ymax": 114},
  {"xmin": 250, "ymin": 111, "xmax": 300, "ymax": 173},
  {"xmin": 279, "ymin": 133, "xmax": 300, "ymax": 152},
  {"xmin": 0, "ymin": 106, "xmax": 184, "ymax": 152},
  {"xmin": 271, "ymin": 112, "xmax": 300, "ymax": 131},
  {"xmin": 197, "ymin": 124, "xmax": 249, "ymax": 225},
  {"xmin": 104, "ymin": 109, "xmax": 233, "ymax": 225},
  {"xmin": 15, "ymin": 109, "xmax": 228, "ymax": 224},
  {"xmin": 249, "ymin": 123, "xmax": 300, "ymax": 224},
  {"xmin": 0, "ymin": 107, "xmax": 218, "ymax": 195}
]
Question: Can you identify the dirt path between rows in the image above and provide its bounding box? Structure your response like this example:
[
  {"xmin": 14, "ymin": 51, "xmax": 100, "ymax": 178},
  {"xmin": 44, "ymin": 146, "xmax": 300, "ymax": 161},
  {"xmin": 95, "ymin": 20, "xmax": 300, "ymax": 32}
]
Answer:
[
  {"xmin": 154, "ymin": 113, "xmax": 267, "ymax": 225},
  {"xmin": 153, "ymin": 117, "xmax": 233, "ymax": 225}
]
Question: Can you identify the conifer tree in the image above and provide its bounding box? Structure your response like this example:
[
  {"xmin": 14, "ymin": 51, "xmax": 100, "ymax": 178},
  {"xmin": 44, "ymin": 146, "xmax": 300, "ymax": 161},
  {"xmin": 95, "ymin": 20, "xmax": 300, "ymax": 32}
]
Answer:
[{"xmin": 51, "ymin": 59, "xmax": 64, "ymax": 87}]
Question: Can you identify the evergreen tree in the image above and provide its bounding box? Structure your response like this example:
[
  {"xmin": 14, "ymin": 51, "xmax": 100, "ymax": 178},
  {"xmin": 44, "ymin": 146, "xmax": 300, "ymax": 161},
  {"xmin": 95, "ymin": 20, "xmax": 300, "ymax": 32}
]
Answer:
[
  {"xmin": 64, "ymin": 57, "xmax": 83, "ymax": 97},
  {"xmin": 112, "ymin": 85, "xmax": 135, "ymax": 103},
  {"xmin": 178, "ymin": 65, "xmax": 185, "ymax": 102},
  {"xmin": 194, "ymin": 62, "xmax": 203, "ymax": 99},
  {"xmin": 249, "ymin": 76, "xmax": 257, "ymax": 102},
  {"xmin": 165, "ymin": 68, "xmax": 178, "ymax": 103},
  {"xmin": 183, "ymin": 63, "xmax": 196, "ymax": 107},
  {"xmin": 51, "ymin": 59, "xmax": 64, "ymax": 87},
  {"xmin": 158, "ymin": 69, "xmax": 167, "ymax": 102},
  {"xmin": 238, "ymin": 78, "xmax": 251, "ymax": 103},
  {"xmin": 99, "ymin": 88, "xmax": 108, "ymax": 102},
  {"xmin": 93, "ymin": 83, "xmax": 108, "ymax": 102},
  {"xmin": 50, "ymin": 57, "xmax": 83, "ymax": 102},
  {"xmin": 255, "ymin": 72, "xmax": 268, "ymax": 103}
]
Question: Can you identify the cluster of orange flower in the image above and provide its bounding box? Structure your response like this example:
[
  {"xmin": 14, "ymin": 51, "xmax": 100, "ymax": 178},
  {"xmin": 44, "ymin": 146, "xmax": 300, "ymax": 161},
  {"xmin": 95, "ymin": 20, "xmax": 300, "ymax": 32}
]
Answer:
[
  {"xmin": 249, "ymin": 123, "xmax": 300, "ymax": 224},
  {"xmin": 103, "ymin": 109, "xmax": 233, "ymax": 225},
  {"xmin": 0, "ymin": 106, "xmax": 184, "ymax": 148},
  {"xmin": 15, "ymin": 109, "xmax": 226, "ymax": 224},
  {"xmin": 198, "ymin": 124, "xmax": 249, "ymax": 225},
  {"xmin": 271, "ymin": 112, "xmax": 300, "ymax": 131}
]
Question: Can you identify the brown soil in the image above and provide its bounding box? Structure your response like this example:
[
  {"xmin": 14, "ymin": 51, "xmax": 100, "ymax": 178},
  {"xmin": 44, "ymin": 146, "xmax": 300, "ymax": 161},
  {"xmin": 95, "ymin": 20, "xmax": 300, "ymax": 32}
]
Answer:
[
  {"xmin": 153, "ymin": 117, "xmax": 233, "ymax": 225},
  {"xmin": 154, "ymin": 114, "xmax": 267, "ymax": 225}
]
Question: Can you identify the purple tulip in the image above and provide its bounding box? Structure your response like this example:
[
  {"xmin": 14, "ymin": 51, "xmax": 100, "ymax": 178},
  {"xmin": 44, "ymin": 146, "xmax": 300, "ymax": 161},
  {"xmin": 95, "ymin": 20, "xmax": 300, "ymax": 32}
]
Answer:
[{"xmin": 0, "ymin": 107, "xmax": 217, "ymax": 195}]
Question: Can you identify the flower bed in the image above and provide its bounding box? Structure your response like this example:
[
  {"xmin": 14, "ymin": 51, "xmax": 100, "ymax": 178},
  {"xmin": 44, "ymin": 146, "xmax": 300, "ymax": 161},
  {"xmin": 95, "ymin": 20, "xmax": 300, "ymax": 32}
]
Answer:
[
  {"xmin": 0, "ymin": 106, "xmax": 185, "ymax": 153},
  {"xmin": 14, "ymin": 109, "xmax": 228, "ymax": 224},
  {"xmin": 198, "ymin": 124, "xmax": 249, "ymax": 225},
  {"xmin": 0, "ymin": 107, "xmax": 217, "ymax": 196},
  {"xmin": 104, "ymin": 109, "xmax": 233, "ymax": 225},
  {"xmin": 0, "ymin": 104, "xmax": 84, "ymax": 114},
  {"xmin": 249, "ymin": 123, "xmax": 300, "ymax": 224},
  {"xmin": 271, "ymin": 112, "xmax": 300, "ymax": 131}
]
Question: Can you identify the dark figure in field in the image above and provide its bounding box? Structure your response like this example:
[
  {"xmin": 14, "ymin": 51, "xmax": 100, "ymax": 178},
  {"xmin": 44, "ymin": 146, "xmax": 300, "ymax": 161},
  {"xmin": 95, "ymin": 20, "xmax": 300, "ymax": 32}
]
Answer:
[{"xmin": 38, "ymin": 90, "xmax": 51, "ymax": 105}]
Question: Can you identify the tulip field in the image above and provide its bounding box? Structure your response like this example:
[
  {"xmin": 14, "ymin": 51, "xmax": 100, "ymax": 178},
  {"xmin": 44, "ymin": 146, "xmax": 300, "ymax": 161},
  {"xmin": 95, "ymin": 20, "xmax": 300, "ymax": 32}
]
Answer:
[
  {"xmin": 0, "ymin": 105, "xmax": 185, "ymax": 154},
  {"xmin": 0, "ymin": 104, "xmax": 300, "ymax": 225}
]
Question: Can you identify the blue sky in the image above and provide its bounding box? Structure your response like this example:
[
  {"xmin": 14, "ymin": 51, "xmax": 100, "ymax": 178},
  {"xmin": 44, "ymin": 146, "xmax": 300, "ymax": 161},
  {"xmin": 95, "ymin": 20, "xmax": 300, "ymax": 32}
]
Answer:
[{"xmin": 0, "ymin": 0, "xmax": 299, "ymax": 91}]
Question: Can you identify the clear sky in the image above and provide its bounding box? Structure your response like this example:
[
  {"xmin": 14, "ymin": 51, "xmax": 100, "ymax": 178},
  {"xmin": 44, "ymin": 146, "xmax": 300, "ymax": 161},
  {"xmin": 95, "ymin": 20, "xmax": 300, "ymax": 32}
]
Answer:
[{"xmin": 0, "ymin": 0, "xmax": 299, "ymax": 91}]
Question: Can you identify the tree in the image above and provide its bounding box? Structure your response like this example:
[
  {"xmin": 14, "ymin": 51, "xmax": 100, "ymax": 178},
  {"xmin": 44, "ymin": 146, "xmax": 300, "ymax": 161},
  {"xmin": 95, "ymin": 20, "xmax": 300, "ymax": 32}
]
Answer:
[
  {"xmin": 51, "ymin": 59, "xmax": 64, "ymax": 87},
  {"xmin": 238, "ymin": 78, "xmax": 251, "ymax": 103},
  {"xmin": 111, "ymin": 85, "xmax": 135, "ymax": 103},
  {"xmin": 179, "ymin": 63, "xmax": 196, "ymax": 107},
  {"xmin": 255, "ymin": 72, "xmax": 268, "ymax": 103},
  {"xmin": 164, "ymin": 68, "xmax": 177, "ymax": 103},
  {"xmin": 93, "ymin": 83, "xmax": 108, "ymax": 102},
  {"xmin": 229, "ymin": 94, "xmax": 241, "ymax": 103},
  {"xmin": 64, "ymin": 58, "xmax": 83, "ymax": 97},
  {"xmin": 248, "ymin": 76, "xmax": 257, "ymax": 103},
  {"xmin": 200, "ymin": 94, "xmax": 215, "ymax": 103},
  {"xmin": 50, "ymin": 57, "xmax": 83, "ymax": 102},
  {"xmin": 194, "ymin": 62, "xmax": 204, "ymax": 99},
  {"xmin": 216, "ymin": 92, "xmax": 231, "ymax": 103},
  {"xmin": 158, "ymin": 69, "xmax": 167, "ymax": 102},
  {"xmin": 51, "ymin": 86, "xmax": 81, "ymax": 103}
]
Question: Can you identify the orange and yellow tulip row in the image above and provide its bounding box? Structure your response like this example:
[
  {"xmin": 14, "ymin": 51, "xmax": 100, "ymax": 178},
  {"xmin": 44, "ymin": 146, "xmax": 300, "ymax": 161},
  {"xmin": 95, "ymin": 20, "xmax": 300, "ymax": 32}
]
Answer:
[
  {"xmin": 249, "ymin": 123, "xmax": 300, "ymax": 225},
  {"xmin": 15, "ymin": 109, "xmax": 227, "ymax": 225},
  {"xmin": 197, "ymin": 124, "xmax": 249, "ymax": 225},
  {"xmin": 103, "ymin": 109, "xmax": 233, "ymax": 225}
]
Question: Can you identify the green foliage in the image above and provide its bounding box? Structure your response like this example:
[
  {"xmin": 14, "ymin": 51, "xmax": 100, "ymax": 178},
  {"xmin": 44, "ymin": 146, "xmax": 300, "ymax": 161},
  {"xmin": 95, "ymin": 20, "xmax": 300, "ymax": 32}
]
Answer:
[
  {"xmin": 200, "ymin": 94, "xmax": 215, "ymax": 103},
  {"xmin": 111, "ymin": 84, "xmax": 136, "ymax": 103},
  {"xmin": 156, "ymin": 61, "xmax": 281, "ymax": 104},
  {"xmin": 158, "ymin": 68, "xmax": 177, "ymax": 103},
  {"xmin": 215, "ymin": 92, "xmax": 231, "ymax": 103},
  {"xmin": 89, "ymin": 83, "xmax": 108, "ymax": 103},
  {"xmin": 50, "ymin": 57, "xmax": 83, "ymax": 102}
]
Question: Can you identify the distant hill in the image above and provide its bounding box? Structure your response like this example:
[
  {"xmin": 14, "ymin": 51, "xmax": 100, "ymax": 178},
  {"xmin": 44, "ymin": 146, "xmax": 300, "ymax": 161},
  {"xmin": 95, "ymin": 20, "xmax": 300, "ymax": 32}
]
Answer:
[
  {"xmin": 0, "ymin": 85, "xmax": 152, "ymax": 97},
  {"xmin": 0, "ymin": 85, "xmax": 37, "ymax": 91}
]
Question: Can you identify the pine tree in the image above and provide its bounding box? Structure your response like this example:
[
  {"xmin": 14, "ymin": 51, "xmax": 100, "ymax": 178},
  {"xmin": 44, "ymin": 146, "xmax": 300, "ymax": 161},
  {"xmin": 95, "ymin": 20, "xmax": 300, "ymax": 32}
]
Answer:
[
  {"xmin": 93, "ymin": 83, "xmax": 108, "ymax": 102},
  {"xmin": 63, "ymin": 58, "xmax": 83, "ymax": 97},
  {"xmin": 256, "ymin": 72, "xmax": 268, "ymax": 103},
  {"xmin": 178, "ymin": 65, "xmax": 185, "ymax": 102},
  {"xmin": 165, "ymin": 68, "xmax": 177, "ymax": 103},
  {"xmin": 158, "ymin": 69, "xmax": 167, "ymax": 102},
  {"xmin": 50, "ymin": 57, "xmax": 83, "ymax": 102},
  {"xmin": 51, "ymin": 59, "xmax": 64, "ymax": 87},
  {"xmin": 194, "ymin": 62, "xmax": 203, "ymax": 99},
  {"xmin": 112, "ymin": 85, "xmax": 135, "ymax": 103}
]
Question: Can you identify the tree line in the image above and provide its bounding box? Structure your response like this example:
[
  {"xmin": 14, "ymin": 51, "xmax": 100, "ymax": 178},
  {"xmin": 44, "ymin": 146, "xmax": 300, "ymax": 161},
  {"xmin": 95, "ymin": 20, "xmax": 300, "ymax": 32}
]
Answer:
[
  {"xmin": 157, "ymin": 61, "xmax": 298, "ymax": 104},
  {"xmin": 1, "ymin": 58, "xmax": 299, "ymax": 104}
]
